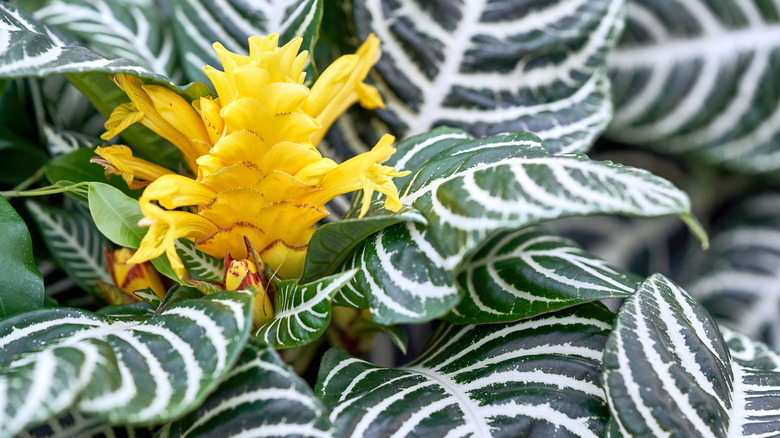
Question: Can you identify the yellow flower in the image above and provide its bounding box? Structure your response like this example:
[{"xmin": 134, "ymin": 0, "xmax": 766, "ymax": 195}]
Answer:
[
  {"xmin": 105, "ymin": 248, "xmax": 167, "ymax": 299},
  {"xmin": 91, "ymin": 145, "xmax": 174, "ymax": 189},
  {"xmin": 100, "ymin": 34, "xmax": 409, "ymax": 279}
]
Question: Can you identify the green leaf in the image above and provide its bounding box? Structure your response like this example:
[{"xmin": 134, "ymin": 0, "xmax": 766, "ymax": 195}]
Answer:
[
  {"xmin": 255, "ymin": 269, "xmax": 357, "ymax": 349},
  {"xmin": 0, "ymin": 196, "xmax": 43, "ymax": 318},
  {"xmin": 87, "ymin": 182, "xmax": 144, "ymax": 248},
  {"xmin": 686, "ymin": 192, "xmax": 780, "ymax": 348},
  {"xmin": 0, "ymin": 126, "xmax": 49, "ymax": 186},
  {"xmin": 32, "ymin": 0, "xmax": 178, "ymax": 78},
  {"xmin": 317, "ymin": 302, "xmax": 614, "ymax": 437},
  {"xmin": 300, "ymin": 206, "xmax": 426, "ymax": 283},
  {"xmin": 133, "ymin": 287, "xmax": 162, "ymax": 310},
  {"xmin": 25, "ymin": 200, "xmax": 112, "ymax": 297},
  {"xmin": 41, "ymin": 124, "xmax": 96, "ymax": 156},
  {"xmin": 171, "ymin": 0, "xmax": 323, "ymax": 84},
  {"xmin": 23, "ymin": 411, "xmax": 149, "ymax": 438},
  {"xmin": 87, "ymin": 182, "xmax": 179, "ymax": 282},
  {"xmin": 0, "ymin": 290, "xmax": 253, "ymax": 436},
  {"xmin": 608, "ymin": 0, "xmax": 780, "ymax": 175},
  {"xmin": 448, "ymin": 228, "xmax": 641, "ymax": 324},
  {"xmin": 330, "ymin": 0, "xmax": 623, "ymax": 158},
  {"xmin": 162, "ymin": 342, "xmax": 334, "ymax": 438},
  {"xmin": 46, "ymin": 147, "xmax": 143, "ymax": 199},
  {"xmin": 603, "ymin": 274, "xmax": 780, "ymax": 437},
  {"xmin": 337, "ymin": 128, "xmax": 706, "ymax": 324},
  {"xmin": 175, "ymin": 238, "xmax": 224, "ymax": 283}
]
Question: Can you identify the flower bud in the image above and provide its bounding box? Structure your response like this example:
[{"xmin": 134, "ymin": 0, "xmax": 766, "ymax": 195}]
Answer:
[
  {"xmin": 223, "ymin": 255, "xmax": 274, "ymax": 326},
  {"xmin": 105, "ymin": 248, "xmax": 167, "ymax": 299}
]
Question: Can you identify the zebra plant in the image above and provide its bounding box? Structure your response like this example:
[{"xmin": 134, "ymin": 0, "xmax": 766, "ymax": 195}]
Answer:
[{"xmin": 2, "ymin": 0, "xmax": 780, "ymax": 437}]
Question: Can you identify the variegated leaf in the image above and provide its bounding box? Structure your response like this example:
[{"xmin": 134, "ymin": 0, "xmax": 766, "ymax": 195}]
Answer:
[
  {"xmin": 317, "ymin": 302, "xmax": 614, "ymax": 438},
  {"xmin": 301, "ymin": 206, "xmax": 426, "ymax": 283},
  {"xmin": 686, "ymin": 193, "xmax": 780, "ymax": 349},
  {"xmin": 0, "ymin": 291, "xmax": 252, "ymax": 436},
  {"xmin": 20, "ymin": 411, "xmax": 149, "ymax": 438},
  {"xmin": 171, "ymin": 0, "xmax": 322, "ymax": 83},
  {"xmin": 41, "ymin": 124, "xmax": 96, "ymax": 157},
  {"xmin": 32, "ymin": 0, "xmax": 178, "ymax": 78},
  {"xmin": 722, "ymin": 327, "xmax": 780, "ymax": 371},
  {"xmin": 449, "ymin": 228, "xmax": 640, "ymax": 324},
  {"xmin": 604, "ymin": 274, "xmax": 780, "ymax": 438},
  {"xmin": 336, "ymin": 128, "xmax": 705, "ymax": 324},
  {"xmin": 255, "ymin": 269, "xmax": 356, "ymax": 349},
  {"xmin": 26, "ymin": 200, "xmax": 112, "ymax": 297},
  {"xmin": 344, "ymin": 0, "xmax": 624, "ymax": 155},
  {"xmin": 162, "ymin": 342, "xmax": 334, "ymax": 438},
  {"xmin": 175, "ymin": 239, "xmax": 224, "ymax": 283},
  {"xmin": 607, "ymin": 0, "xmax": 780, "ymax": 174}
]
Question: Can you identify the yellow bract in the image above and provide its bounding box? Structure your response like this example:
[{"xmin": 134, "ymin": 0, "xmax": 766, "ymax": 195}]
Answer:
[{"xmin": 99, "ymin": 34, "xmax": 409, "ymax": 279}]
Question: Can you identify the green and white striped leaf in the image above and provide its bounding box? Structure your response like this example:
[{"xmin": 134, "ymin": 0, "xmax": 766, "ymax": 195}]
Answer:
[
  {"xmin": 449, "ymin": 228, "xmax": 640, "ymax": 324},
  {"xmin": 255, "ymin": 269, "xmax": 356, "ymax": 349},
  {"xmin": 345, "ymin": 0, "xmax": 624, "ymax": 155},
  {"xmin": 171, "ymin": 0, "xmax": 322, "ymax": 84},
  {"xmin": 604, "ymin": 274, "xmax": 780, "ymax": 438},
  {"xmin": 175, "ymin": 238, "xmax": 224, "ymax": 283},
  {"xmin": 26, "ymin": 200, "xmax": 112, "ymax": 297},
  {"xmin": 0, "ymin": 290, "xmax": 252, "ymax": 436},
  {"xmin": 317, "ymin": 302, "xmax": 614, "ymax": 438},
  {"xmin": 41, "ymin": 123, "xmax": 96, "ymax": 157},
  {"xmin": 20, "ymin": 410, "xmax": 148, "ymax": 438},
  {"xmin": 686, "ymin": 193, "xmax": 780, "ymax": 348},
  {"xmin": 301, "ymin": 206, "xmax": 426, "ymax": 283},
  {"xmin": 32, "ymin": 0, "xmax": 178, "ymax": 78},
  {"xmin": 722, "ymin": 327, "xmax": 780, "ymax": 371},
  {"xmin": 336, "ymin": 128, "xmax": 705, "ymax": 324},
  {"xmin": 162, "ymin": 342, "xmax": 334, "ymax": 438},
  {"xmin": 607, "ymin": 0, "xmax": 780, "ymax": 174}
]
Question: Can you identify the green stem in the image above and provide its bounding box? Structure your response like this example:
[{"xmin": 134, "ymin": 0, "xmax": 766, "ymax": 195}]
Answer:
[
  {"xmin": 10, "ymin": 166, "xmax": 46, "ymax": 193},
  {"xmin": 0, "ymin": 181, "xmax": 90, "ymax": 199}
]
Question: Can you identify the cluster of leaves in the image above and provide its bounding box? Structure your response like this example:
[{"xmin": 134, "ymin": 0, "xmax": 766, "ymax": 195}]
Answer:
[{"xmin": 1, "ymin": 0, "xmax": 780, "ymax": 437}]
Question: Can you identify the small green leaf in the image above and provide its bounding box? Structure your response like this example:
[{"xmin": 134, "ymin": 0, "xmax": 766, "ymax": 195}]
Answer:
[
  {"xmin": 88, "ymin": 182, "xmax": 179, "ymax": 282},
  {"xmin": 0, "ymin": 196, "xmax": 43, "ymax": 318},
  {"xmin": 175, "ymin": 238, "xmax": 224, "ymax": 283},
  {"xmin": 87, "ymin": 182, "xmax": 144, "ymax": 248}
]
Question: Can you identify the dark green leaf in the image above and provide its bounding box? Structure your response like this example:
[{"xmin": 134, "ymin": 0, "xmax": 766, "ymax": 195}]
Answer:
[{"xmin": 0, "ymin": 196, "xmax": 43, "ymax": 317}]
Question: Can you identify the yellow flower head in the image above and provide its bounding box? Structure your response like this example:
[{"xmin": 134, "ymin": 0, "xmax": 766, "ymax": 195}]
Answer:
[{"xmin": 101, "ymin": 34, "xmax": 409, "ymax": 279}]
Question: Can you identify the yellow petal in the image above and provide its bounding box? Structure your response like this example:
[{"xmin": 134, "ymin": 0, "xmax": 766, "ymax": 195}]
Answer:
[
  {"xmin": 93, "ymin": 145, "xmax": 174, "ymax": 188},
  {"xmin": 143, "ymin": 174, "xmax": 217, "ymax": 210},
  {"xmin": 192, "ymin": 97, "xmax": 225, "ymax": 144},
  {"xmin": 101, "ymin": 103, "xmax": 144, "ymax": 141},
  {"xmin": 143, "ymin": 84, "xmax": 212, "ymax": 150}
]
